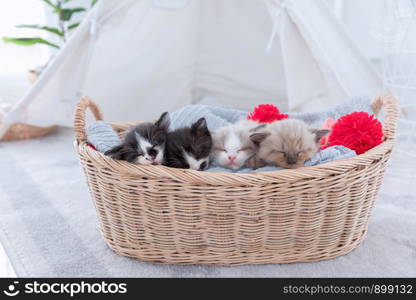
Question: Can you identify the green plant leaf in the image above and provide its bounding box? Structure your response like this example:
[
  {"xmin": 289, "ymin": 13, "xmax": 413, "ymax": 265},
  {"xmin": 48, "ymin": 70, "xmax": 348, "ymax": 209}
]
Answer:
[
  {"xmin": 2, "ymin": 37, "xmax": 59, "ymax": 48},
  {"xmin": 39, "ymin": 0, "xmax": 59, "ymax": 10},
  {"xmin": 91, "ymin": 0, "xmax": 98, "ymax": 6},
  {"xmin": 60, "ymin": 7, "xmax": 86, "ymax": 21},
  {"xmin": 15, "ymin": 24, "xmax": 64, "ymax": 37},
  {"xmin": 68, "ymin": 23, "xmax": 80, "ymax": 30}
]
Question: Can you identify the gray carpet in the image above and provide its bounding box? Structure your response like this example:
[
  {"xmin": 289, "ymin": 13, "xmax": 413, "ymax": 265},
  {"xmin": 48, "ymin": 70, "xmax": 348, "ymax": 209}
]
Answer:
[{"xmin": 0, "ymin": 128, "xmax": 415, "ymax": 277}]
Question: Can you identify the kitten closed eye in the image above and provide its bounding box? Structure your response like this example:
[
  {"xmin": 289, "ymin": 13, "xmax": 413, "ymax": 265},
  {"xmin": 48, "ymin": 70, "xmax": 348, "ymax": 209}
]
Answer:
[
  {"xmin": 273, "ymin": 150, "xmax": 285, "ymax": 155},
  {"xmin": 238, "ymin": 147, "xmax": 251, "ymax": 152}
]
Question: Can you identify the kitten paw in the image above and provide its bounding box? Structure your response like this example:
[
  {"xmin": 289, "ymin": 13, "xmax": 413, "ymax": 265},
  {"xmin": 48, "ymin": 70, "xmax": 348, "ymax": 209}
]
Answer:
[{"xmin": 246, "ymin": 156, "xmax": 266, "ymax": 169}]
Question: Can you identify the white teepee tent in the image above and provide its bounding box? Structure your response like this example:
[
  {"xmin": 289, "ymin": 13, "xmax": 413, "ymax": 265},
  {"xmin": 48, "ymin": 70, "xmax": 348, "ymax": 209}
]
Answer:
[{"xmin": 0, "ymin": 0, "xmax": 382, "ymax": 139}]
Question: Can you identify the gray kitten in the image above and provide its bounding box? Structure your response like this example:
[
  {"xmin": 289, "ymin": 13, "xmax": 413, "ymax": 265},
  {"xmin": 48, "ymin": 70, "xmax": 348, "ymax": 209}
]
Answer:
[
  {"xmin": 248, "ymin": 119, "xmax": 330, "ymax": 169},
  {"xmin": 211, "ymin": 120, "xmax": 264, "ymax": 170},
  {"xmin": 164, "ymin": 118, "xmax": 212, "ymax": 171}
]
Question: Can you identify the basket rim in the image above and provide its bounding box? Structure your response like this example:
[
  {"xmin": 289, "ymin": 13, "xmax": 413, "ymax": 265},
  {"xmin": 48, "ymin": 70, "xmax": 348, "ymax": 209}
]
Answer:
[{"xmin": 75, "ymin": 139, "xmax": 394, "ymax": 185}]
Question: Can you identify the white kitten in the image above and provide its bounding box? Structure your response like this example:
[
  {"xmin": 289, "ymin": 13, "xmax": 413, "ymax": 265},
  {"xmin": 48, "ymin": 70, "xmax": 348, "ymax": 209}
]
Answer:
[{"xmin": 211, "ymin": 120, "xmax": 262, "ymax": 170}]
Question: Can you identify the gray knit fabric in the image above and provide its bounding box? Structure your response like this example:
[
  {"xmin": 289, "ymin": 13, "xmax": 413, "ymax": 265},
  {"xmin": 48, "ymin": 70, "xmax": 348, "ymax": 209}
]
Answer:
[
  {"xmin": 86, "ymin": 121, "xmax": 121, "ymax": 153},
  {"xmin": 288, "ymin": 96, "xmax": 373, "ymax": 127},
  {"xmin": 170, "ymin": 96, "xmax": 374, "ymax": 131},
  {"xmin": 170, "ymin": 104, "xmax": 247, "ymax": 131}
]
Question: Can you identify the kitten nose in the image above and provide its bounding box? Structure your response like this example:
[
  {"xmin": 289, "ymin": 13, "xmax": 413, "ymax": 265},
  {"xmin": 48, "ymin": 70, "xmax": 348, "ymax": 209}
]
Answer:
[
  {"xmin": 199, "ymin": 162, "xmax": 207, "ymax": 171},
  {"xmin": 286, "ymin": 157, "xmax": 297, "ymax": 165},
  {"xmin": 228, "ymin": 155, "xmax": 236, "ymax": 162}
]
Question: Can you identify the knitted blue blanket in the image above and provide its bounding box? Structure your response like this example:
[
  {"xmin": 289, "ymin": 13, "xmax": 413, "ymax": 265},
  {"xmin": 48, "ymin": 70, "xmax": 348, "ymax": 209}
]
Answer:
[{"xmin": 170, "ymin": 96, "xmax": 373, "ymax": 130}]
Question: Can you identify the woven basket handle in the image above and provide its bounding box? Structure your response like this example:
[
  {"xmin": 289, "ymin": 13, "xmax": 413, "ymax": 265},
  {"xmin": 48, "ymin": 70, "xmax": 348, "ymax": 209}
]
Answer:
[
  {"xmin": 74, "ymin": 96, "xmax": 103, "ymax": 143},
  {"xmin": 371, "ymin": 92, "xmax": 400, "ymax": 141}
]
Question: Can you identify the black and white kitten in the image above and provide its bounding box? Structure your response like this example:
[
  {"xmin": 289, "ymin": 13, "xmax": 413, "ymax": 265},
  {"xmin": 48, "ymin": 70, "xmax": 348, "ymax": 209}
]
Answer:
[
  {"xmin": 105, "ymin": 112, "xmax": 170, "ymax": 165},
  {"xmin": 164, "ymin": 118, "xmax": 212, "ymax": 171}
]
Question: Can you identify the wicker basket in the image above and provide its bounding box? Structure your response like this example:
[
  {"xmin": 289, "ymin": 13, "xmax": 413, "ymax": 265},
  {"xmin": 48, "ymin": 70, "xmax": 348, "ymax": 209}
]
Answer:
[{"xmin": 74, "ymin": 93, "xmax": 399, "ymax": 265}]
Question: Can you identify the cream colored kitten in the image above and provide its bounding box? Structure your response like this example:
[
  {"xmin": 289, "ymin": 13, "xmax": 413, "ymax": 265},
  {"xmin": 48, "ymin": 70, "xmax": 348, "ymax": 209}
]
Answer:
[
  {"xmin": 248, "ymin": 119, "xmax": 330, "ymax": 169},
  {"xmin": 211, "ymin": 120, "xmax": 264, "ymax": 170}
]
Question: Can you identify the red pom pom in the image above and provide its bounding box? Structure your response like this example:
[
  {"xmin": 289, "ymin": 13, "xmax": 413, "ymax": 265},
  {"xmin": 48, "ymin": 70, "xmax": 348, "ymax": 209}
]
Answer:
[
  {"xmin": 325, "ymin": 112, "xmax": 383, "ymax": 154},
  {"xmin": 88, "ymin": 143, "xmax": 97, "ymax": 151},
  {"xmin": 247, "ymin": 104, "xmax": 288, "ymax": 123}
]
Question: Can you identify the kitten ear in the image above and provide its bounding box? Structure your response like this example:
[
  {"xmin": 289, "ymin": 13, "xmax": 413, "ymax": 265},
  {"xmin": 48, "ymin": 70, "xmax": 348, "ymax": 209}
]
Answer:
[
  {"xmin": 250, "ymin": 132, "xmax": 270, "ymax": 145},
  {"xmin": 310, "ymin": 129, "xmax": 331, "ymax": 143},
  {"xmin": 155, "ymin": 112, "xmax": 170, "ymax": 130},
  {"xmin": 191, "ymin": 118, "xmax": 209, "ymax": 133},
  {"xmin": 249, "ymin": 124, "xmax": 266, "ymax": 132}
]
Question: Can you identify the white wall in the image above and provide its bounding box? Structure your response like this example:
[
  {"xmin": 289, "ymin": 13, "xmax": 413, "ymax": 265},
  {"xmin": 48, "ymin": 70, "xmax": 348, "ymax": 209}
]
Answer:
[
  {"xmin": 0, "ymin": 0, "xmax": 92, "ymax": 109},
  {"xmin": 0, "ymin": 0, "xmax": 48, "ymax": 110},
  {"xmin": 0, "ymin": 0, "xmax": 49, "ymax": 76},
  {"xmin": 336, "ymin": 0, "xmax": 385, "ymax": 62}
]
